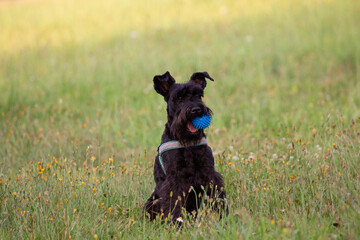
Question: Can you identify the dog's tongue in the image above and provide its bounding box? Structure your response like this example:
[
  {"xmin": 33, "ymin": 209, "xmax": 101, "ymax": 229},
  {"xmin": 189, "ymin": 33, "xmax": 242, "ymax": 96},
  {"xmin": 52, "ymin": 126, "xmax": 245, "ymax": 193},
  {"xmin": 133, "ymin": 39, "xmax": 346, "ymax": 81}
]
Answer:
[{"xmin": 187, "ymin": 121, "xmax": 198, "ymax": 133}]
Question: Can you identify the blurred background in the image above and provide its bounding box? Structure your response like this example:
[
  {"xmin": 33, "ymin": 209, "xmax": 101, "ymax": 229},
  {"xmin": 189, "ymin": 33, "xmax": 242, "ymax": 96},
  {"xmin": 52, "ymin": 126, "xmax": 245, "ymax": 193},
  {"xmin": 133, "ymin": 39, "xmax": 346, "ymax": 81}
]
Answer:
[{"xmin": 0, "ymin": 0, "xmax": 359, "ymax": 172}]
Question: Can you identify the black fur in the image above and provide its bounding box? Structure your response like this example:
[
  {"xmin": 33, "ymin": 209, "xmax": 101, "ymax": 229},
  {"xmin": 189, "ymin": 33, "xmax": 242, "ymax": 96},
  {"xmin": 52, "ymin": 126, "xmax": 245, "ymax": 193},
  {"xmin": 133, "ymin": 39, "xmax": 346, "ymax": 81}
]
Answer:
[{"xmin": 144, "ymin": 71, "xmax": 227, "ymax": 223}]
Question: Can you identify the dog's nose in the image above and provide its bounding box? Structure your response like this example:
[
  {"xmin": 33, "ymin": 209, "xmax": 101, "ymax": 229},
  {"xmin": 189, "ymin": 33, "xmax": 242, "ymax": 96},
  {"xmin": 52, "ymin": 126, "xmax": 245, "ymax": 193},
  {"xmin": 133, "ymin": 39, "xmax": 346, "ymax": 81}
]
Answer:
[{"xmin": 191, "ymin": 107, "xmax": 202, "ymax": 114}]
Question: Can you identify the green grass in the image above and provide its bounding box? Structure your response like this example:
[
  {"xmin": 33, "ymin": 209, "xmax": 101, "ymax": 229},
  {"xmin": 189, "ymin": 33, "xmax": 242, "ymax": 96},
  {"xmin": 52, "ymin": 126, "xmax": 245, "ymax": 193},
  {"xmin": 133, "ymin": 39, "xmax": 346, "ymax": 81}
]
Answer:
[{"xmin": 1, "ymin": 0, "xmax": 360, "ymax": 238}]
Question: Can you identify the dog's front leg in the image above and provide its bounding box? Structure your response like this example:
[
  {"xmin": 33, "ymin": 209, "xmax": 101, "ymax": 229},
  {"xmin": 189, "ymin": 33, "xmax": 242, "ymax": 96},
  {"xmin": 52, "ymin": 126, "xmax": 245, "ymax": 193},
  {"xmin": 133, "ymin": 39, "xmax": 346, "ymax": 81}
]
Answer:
[
  {"xmin": 144, "ymin": 190, "xmax": 162, "ymax": 221},
  {"xmin": 160, "ymin": 181, "xmax": 187, "ymax": 224},
  {"xmin": 206, "ymin": 173, "xmax": 228, "ymax": 217}
]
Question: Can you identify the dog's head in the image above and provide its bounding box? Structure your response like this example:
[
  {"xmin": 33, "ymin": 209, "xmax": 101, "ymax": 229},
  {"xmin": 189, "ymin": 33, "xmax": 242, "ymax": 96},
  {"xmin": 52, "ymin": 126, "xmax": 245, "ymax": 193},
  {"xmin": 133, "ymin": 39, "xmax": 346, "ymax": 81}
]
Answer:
[{"xmin": 154, "ymin": 71, "xmax": 214, "ymax": 145}]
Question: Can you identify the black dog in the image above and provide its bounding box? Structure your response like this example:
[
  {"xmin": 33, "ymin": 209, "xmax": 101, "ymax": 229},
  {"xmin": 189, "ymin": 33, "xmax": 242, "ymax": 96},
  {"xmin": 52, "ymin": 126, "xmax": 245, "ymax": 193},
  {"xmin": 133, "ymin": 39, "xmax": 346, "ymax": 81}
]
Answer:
[{"xmin": 144, "ymin": 71, "xmax": 227, "ymax": 223}]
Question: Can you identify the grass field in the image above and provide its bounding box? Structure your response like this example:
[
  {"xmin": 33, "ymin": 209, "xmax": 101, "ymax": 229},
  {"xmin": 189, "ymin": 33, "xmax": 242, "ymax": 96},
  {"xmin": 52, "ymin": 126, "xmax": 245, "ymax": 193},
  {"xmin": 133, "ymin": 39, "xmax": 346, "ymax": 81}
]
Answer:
[{"xmin": 1, "ymin": 0, "xmax": 360, "ymax": 238}]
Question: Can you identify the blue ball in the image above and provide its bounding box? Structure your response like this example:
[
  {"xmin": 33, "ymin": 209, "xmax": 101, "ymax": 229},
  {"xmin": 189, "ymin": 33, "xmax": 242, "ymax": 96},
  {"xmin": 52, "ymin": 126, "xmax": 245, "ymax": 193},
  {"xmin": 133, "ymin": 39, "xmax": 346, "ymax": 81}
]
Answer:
[{"xmin": 191, "ymin": 113, "xmax": 211, "ymax": 130}]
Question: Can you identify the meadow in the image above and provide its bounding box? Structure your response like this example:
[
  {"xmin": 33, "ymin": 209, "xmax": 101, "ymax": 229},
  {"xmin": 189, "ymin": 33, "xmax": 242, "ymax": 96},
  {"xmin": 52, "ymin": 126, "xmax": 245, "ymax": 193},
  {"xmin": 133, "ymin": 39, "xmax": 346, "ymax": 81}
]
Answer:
[{"xmin": 1, "ymin": 0, "xmax": 360, "ymax": 238}]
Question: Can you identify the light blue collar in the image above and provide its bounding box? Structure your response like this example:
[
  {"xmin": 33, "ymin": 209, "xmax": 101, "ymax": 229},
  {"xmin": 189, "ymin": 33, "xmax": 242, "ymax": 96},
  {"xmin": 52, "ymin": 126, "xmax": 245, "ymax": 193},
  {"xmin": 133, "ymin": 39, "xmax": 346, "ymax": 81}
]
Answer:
[{"xmin": 157, "ymin": 137, "xmax": 207, "ymax": 175}]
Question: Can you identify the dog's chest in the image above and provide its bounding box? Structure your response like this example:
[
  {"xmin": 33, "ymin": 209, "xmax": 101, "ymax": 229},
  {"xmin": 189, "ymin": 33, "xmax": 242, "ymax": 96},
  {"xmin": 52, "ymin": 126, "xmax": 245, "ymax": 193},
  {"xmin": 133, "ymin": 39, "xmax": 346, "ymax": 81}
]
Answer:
[
  {"xmin": 165, "ymin": 146, "xmax": 214, "ymax": 178},
  {"xmin": 179, "ymin": 146, "xmax": 208, "ymax": 166}
]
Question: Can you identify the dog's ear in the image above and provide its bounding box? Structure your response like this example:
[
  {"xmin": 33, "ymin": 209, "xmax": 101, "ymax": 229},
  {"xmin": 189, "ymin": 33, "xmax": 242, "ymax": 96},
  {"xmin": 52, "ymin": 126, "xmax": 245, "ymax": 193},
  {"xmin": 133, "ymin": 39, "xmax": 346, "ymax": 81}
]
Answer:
[
  {"xmin": 190, "ymin": 72, "xmax": 214, "ymax": 89},
  {"xmin": 153, "ymin": 71, "xmax": 175, "ymax": 98}
]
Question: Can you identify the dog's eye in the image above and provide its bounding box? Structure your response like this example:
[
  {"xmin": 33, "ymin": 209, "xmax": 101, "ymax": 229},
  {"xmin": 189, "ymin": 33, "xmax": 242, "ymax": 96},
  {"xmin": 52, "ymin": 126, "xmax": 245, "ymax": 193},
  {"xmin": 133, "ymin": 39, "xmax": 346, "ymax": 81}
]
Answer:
[{"xmin": 177, "ymin": 96, "xmax": 183, "ymax": 102}]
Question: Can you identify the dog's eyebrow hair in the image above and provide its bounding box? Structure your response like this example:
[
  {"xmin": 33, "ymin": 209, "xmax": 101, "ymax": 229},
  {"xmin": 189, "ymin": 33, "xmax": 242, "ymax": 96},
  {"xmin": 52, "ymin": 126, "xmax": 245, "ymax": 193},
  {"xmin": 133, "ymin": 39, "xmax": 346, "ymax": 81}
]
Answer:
[
  {"xmin": 192, "ymin": 88, "xmax": 203, "ymax": 95},
  {"xmin": 175, "ymin": 88, "xmax": 188, "ymax": 98},
  {"xmin": 173, "ymin": 90, "xmax": 183, "ymax": 99},
  {"xmin": 173, "ymin": 86, "xmax": 203, "ymax": 99}
]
